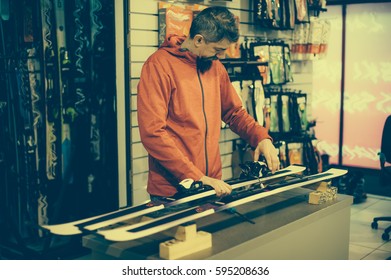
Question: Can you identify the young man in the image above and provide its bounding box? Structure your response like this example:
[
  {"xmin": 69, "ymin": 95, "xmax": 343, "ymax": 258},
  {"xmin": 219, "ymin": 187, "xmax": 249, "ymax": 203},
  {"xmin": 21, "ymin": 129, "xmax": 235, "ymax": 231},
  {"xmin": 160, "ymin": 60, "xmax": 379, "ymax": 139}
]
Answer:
[{"xmin": 137, "ymin": 6, "xmax": 279, "ymax": 198}]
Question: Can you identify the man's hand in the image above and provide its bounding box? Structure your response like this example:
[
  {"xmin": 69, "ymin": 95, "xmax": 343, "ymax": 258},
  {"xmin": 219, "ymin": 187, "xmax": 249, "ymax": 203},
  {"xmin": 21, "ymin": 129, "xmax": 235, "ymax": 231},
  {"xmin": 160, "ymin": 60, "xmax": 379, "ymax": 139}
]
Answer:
[
  {"xmin": 253, "ymin": 139, "xmax": 280, "ymax": 173},
  {"xmin": 199, "ymin": 176, "xmax": 232, "ymax": 197}
]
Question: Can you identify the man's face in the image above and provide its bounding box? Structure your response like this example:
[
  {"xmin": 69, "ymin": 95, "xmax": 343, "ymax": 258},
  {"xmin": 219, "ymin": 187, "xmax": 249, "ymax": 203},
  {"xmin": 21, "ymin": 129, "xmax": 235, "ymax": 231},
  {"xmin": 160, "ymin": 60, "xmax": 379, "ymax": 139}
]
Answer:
[
  {"xmin": 195, "ymin": 36, "xmax": 231, "ymax": 73},
  {"xmin": 197, "ymin": 37, "xmax": 231, "ymax": 60}
]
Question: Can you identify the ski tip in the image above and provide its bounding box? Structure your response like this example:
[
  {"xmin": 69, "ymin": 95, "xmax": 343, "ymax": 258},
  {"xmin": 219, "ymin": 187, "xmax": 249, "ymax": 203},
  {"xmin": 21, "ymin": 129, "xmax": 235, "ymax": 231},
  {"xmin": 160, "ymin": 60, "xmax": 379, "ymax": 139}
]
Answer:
[
  {"xmin": 287, "ymin": 164, "xmax": 306, "ymax": 171},
  {"xmin": 98, "ymin": 231, "xmax": 133, "ymax": 242},
  {"xmin": 41, "ymin": 225, "xmax": 82, "ymax": 236},
  {"xmin": 272, "ymin": 164, "xmax": 305, "ymax": 175},
  {"xmin": 327, "ymin": 167, "xmax": 348, "ymax": 176}
]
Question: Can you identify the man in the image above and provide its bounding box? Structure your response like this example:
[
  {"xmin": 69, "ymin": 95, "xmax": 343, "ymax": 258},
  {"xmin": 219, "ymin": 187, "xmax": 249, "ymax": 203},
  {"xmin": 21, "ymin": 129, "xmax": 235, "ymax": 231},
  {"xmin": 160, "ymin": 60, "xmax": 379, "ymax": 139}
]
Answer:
[{"xmin": 137, "ymin": 6, "xmax": 279, "ymax": 198}]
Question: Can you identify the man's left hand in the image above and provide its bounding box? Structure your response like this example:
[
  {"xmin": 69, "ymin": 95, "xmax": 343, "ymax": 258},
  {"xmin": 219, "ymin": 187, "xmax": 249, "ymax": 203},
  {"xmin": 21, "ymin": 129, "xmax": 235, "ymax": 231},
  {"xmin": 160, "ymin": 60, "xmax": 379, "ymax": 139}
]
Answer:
[{"xmin": 253, "ymin": 139, "xmax": 280, "ymax": 173}]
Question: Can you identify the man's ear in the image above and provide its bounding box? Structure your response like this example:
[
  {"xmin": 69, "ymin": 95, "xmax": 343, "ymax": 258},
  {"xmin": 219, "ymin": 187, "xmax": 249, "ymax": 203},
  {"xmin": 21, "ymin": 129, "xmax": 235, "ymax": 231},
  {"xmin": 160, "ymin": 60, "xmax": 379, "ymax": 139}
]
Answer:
[{"xmin": 193, "ymin": 34, "xmax": 205, "ymax": 47}]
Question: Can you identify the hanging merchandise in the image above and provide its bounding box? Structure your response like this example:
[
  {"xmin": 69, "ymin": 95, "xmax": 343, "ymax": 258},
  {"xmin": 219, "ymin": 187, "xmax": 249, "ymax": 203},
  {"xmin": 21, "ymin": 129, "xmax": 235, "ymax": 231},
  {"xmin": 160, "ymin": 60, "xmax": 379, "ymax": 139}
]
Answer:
[
  {"xmin": 236, "ymin": 79, "xmax": 266, "ymax": 126},
  {"xmin": 288, "ymin": 142, "xmax": 303, "ymax": 165},
  {"xmin": 254, "ymin": 0, "xmax": 285, "ymax": 29},
  {"xmin": 307, "ymin": 16, "xmax": 323, "ymax": 56},
  {"xmin": 279, "ymin": 0, "xmax": 287, "ymax": 28},
  {"xmin": 272, "ymin": 0, "xmax": 283, "ymax": 28},
  {"xmin": 232, "ymin": 80, "xmax": 244, "ymax": 107},
  {"xmin": 264, "ymin": 96, "xmax": 319, "ymax": 174},
  {"xmin": 254, "ymin": 0, "xmax": 300, "ymax": 30},
  {"xmin": 277, "ymin": 140, "xmax": 288, "ymax": 168},
  {"xmin": 254, "ymin": 80, "xmax": 265, "ymax": 126},
  {"xmin": 291, "ymin": 17, "xmax": 331, "ymax": 60},
  {"xmin": 291, "ymin": 23, "xmax": 310, "ymax": 60},
  {"xmin": 302, "ymin": 138, "xmax": 322, "ymax": 175},
  {"xmin": 291, "ymin": 91, "xmax": 308, "ymax": 132},
  {"xmin": 280, "ymin": 91, "xmax": 291, "ymax": 133},
  {"xmin": 222, "ymin": 81, "xmax": 244, "ymax": 128},
  {"xmin": 307, "ymin": 0, "xmax": 328, "ymax": 17},
  {"xmin": 284, "ymin": 0, "xmax": 296, "ymax": 29},
  {"xmin": 255, "ymin": 0, "xmax": 274, "ymax": 28},
  {"xmin": 264, "ymin": 93, "xmax": 271, "ymax": 131},
  {"xmin": 249, "ymin": 40, "xmax": 292, "ymax": 85},
  {"xmin": 319, "ymin": 18, "xmax": 331, "ymax": 59},
  {"xmin": 312, "ymin": 140, "xmax": 323, "ymax": 173},
  {"xmin": 283, "ymin": 43, "xmax": 294, "ymax": 82},
  {"xmin": 269, "ymin": 91, "xmax": 280, "ymax": 133},
  {"xmin": 241, "ymin": 37, "xmax": 251, "ymax": 62},
  {"xmin": 263, "ymin": 87, "xmax": 310, "ymax": 137},
  {"xmin": 250, "ymin": 41, "xmax": 270, "ymax": 85},
  {"xmin": 158, "ymin": 2, "xmax": 193, "ymax": 46},
  {"xmin": 269, "ymin": 42, "xmax": 286, "ymax": 85},
  {"xmin": 241, "ymin": 80, "xmax": 255, "ymax": 118},
  {"xmin": 295, "ymin": 0, "xmax": 310, "ymax": 23}
]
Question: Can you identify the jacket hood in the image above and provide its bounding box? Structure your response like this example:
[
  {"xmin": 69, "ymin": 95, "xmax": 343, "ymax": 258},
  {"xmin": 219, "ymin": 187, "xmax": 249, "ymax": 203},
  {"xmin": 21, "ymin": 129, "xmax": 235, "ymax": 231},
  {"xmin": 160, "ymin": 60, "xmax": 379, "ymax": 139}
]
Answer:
[{"xmin": 159, "ymin": 35, "xmax": 197, "ymax": 63}]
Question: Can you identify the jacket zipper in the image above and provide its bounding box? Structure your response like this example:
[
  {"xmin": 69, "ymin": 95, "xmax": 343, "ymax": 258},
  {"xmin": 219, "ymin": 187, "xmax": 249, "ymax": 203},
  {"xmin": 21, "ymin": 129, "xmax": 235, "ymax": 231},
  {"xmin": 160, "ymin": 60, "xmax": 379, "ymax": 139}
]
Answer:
[{"xmin": 197, "ymin": 70, "xmax": 209, "ymax": 176}]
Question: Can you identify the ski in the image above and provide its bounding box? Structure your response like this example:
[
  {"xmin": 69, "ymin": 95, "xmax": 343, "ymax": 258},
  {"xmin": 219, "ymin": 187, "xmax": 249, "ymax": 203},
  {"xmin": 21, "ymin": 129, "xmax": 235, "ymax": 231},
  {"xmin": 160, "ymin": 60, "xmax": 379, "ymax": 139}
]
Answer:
[
  {"xmin": 41, "ymin": 164, "xmax": 306, "ymax": 235},
  {"xmin": 54, "ymin": 0, "xmax": 75, "ymax": 186},
  {"xmin": 85, "ymin": 0, "xmax": 118, "ymax": 214},
  {"xmin": 99, "ymin": 168, "xmax": 347, "ymax": 242}
]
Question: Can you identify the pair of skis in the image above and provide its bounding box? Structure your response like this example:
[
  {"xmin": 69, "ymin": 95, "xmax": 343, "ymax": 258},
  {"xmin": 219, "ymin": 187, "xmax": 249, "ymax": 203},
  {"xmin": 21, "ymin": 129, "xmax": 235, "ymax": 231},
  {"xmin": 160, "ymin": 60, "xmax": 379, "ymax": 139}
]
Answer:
[
  {"xmin": 42, "ymin": 164, "xmax": 305, "ymax": 235},
  {"xmin": 99, "ymin": 167, "xmax": 347, "ymax": 242},
  {"xmin": 43, "ymin": 165, "xmax": 347, "ymax": 242}
]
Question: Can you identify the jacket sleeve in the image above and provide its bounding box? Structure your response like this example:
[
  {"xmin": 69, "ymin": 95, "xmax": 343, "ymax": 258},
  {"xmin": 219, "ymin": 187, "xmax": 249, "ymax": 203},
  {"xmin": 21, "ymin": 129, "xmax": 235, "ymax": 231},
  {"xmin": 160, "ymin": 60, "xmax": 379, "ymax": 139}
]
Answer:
[
  {"xmin": 219, "ymin": 65, "xmax": 272, "ymax": 148},
  {"xmin": 137, "ymin": 60, "xmax": 204, "ymax": 182}
]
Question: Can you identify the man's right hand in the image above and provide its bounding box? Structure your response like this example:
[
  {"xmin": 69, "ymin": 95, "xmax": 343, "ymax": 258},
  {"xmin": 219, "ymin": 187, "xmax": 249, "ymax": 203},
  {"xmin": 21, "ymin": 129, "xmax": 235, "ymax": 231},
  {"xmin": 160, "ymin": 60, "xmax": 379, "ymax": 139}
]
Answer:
[{"xmin": 199, "ymin": 176, "xmax": 232, "ymax": 197}]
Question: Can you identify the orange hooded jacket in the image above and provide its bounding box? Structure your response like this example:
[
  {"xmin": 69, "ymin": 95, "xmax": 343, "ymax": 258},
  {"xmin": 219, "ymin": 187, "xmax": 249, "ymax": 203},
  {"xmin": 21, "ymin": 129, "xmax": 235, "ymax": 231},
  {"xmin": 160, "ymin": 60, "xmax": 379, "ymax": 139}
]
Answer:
[{"xmin": 137, "ymin": 35, "xmax": 271, "ymax": 197}]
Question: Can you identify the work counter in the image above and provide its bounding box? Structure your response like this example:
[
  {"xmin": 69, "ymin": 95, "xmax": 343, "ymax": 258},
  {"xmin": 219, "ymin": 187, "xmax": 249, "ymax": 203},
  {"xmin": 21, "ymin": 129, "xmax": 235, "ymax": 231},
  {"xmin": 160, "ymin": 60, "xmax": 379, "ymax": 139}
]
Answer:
[{"xmin": 82, "ymin": 187, "xmax": 354, "ymax": 260}]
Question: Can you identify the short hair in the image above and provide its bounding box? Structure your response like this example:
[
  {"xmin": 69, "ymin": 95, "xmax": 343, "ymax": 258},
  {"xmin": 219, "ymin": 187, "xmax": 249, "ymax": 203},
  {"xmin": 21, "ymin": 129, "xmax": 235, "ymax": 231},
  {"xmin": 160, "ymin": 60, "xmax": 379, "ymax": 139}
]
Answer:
[{"xmin": 189, "ymin": 6, "xmax": 239, "ymax": 43}]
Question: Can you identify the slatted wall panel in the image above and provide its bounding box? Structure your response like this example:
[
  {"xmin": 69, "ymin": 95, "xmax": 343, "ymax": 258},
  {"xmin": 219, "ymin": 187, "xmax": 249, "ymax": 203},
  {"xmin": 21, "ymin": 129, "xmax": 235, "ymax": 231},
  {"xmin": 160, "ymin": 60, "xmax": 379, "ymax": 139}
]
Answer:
[{"xmin": 128, "ymin": 0, "xmax": 313, "ymax": 205}]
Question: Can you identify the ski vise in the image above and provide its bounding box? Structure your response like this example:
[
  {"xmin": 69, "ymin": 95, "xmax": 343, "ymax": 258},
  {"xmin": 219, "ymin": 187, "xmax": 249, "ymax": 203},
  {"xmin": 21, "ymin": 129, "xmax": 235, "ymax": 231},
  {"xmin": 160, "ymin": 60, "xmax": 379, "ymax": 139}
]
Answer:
[{"xmin": 159, "ymin": 223, "xmax": 212, "ymax": 260}]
